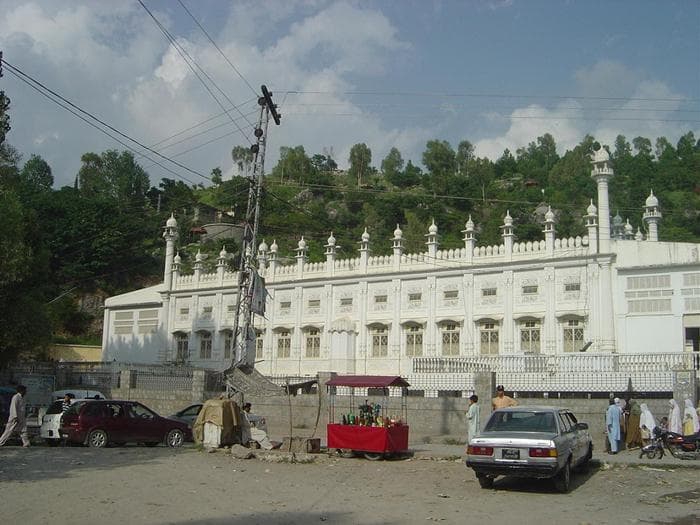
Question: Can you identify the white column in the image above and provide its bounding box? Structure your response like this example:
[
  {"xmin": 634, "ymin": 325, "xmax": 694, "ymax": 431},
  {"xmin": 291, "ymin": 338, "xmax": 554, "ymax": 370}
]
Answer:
[
  {"xmin": 502, "ymin": 271, "xmax": 514, "ymax": 354},
  {"xmin": 598, "ymin": 261, "xmax": 616, "ymax": 352}
]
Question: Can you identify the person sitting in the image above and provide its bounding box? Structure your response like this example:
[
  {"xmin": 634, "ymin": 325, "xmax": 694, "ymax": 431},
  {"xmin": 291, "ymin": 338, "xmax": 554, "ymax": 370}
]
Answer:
[{"xmin": 242, "ymin": 402, "xmax": 273, "ymax": 450}]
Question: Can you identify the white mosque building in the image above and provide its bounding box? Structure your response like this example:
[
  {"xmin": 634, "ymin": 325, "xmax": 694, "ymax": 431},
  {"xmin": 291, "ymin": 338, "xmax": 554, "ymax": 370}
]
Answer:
[{"xmin": 102, "ymin": 148, "xmax": 700, "ymax": 390}]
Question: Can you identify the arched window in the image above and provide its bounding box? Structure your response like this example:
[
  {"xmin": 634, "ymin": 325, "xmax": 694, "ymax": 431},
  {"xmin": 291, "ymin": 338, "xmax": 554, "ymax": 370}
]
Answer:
[
  {"xmin": 440, "ymin": 322, "xmax": 460, "ymax": 356},
  {"xmin": 305, "ymin": 328, "xmax": 321, "ymax": 358},
  {"xmin": 563, "ymin": 319, "xmax": 584, "ymax": 353},
  {"xmin": 405, "ymin": 324, "xmax": 423, "ymax": 357},
  {"xmin": 277, "ymin": 330, "xmax": 291, "ymax": 358},
  {"xmin": 479, "ymin": 321, "xmax": 499, "ymax": 355},
  {"xmin": 199, "ymin": 331, "xmax": 212, "ymax": 359},
  {"xmin": 520, "ymin": 320, "xmax": 541, "ymax": 354},
  {"xmin": 222, "ymin": 330, "xmax": 233, "ymax": 359},
  {"xmin": 370, "ymin": 325, "xmax": 388, "ymax": 357},
  {"xmin": 174, "ymin": 332, "xmax": 189, "ymax": 363}
]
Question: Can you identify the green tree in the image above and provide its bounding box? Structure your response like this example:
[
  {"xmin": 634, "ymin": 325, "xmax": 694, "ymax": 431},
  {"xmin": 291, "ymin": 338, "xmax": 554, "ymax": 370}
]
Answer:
[
  {"xmin": 20, "ymin": 154, "xmax": 54, "ymax": 196},
  {"xmin": 381, "ymin": 147, "xmax": 404, "ymax": 186},
  {"xmin": 272, "ymin": 146, "xmax": 316, "ymax": 185},
  {"xmin": 456, "ymin": 140, "xmax": 475, "ymax": 176},
  {"xmin": 0, "ymin": 90, "xmax": 10, "ymax": 146},
  {"xmin": 632, "ymin": 137, "xmax": 653, "ymax": 157},
  {"xmin": 211, "ymin": 167, "xmax": 223, "ymax": 186},
  {"xmin": 348, "ymin": 143, "xmax": 372, "ymax": 187},
  {"xmin": 232, "ymin": 145, "xmax": 254, "ymax": 176},
  {"xmin": 76, "ymin": 150, "xmax": 150, "ymax": 204},
  {"xmin": 422, "ymin": 140, "xmax": 456, "ymax": 194}
]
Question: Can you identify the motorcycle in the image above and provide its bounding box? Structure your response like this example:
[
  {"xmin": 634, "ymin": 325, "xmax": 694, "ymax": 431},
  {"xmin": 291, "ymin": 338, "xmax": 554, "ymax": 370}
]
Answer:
[
  {"xmin": 663, "ymin": 430, "xmax": 700, "ymax": 460},
  {"xmin": 639, "ymin": 426, "xmax": 665, "ymax": 459}
]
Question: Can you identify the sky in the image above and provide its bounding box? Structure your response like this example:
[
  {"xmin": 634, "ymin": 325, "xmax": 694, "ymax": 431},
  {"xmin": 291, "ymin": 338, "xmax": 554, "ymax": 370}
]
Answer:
[{"xmin": 1, "ymin": 0, "xmax": 698, "ymax": 188}]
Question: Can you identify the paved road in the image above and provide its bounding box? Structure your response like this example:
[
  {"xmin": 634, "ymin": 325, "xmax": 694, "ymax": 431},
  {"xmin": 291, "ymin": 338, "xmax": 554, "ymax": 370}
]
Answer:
[{"xmin": 1, "ymin": 444, "xmax": 698, "ymax": 525}]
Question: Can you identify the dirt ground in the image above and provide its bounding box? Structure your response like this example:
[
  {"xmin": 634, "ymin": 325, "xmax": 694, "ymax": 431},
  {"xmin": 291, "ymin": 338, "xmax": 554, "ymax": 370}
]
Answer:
[{"xmin": 1, "ymin": 445, "xmax": 698, "ymax": 525}]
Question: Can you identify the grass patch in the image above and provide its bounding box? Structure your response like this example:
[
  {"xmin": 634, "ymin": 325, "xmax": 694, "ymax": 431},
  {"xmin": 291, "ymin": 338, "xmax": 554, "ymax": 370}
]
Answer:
[
  {"xmin": 422, "ymin": 436, "xmax": 432, "ymax": 444},
  {"xmin": 442, "ymin": 437, "xmax": 464, "ymax": 445}
]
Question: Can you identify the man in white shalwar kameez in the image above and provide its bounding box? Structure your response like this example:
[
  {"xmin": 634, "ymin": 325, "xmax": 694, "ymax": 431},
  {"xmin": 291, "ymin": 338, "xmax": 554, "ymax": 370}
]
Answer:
[
  {"xmin": 242, "ymin": 402, "xmax": 273, "ymax": 450},
  {"xmin": 668, "ymin": 399, "xmax": 683, "ymax": 435},
  {"xmin": 465, "ymin": 395, "xmax": 480, "ymax": 445},
  {"xmin": 605, "ymin": 398, "xmax": 621, "ymax": 454},
  {"xmin": 0, "ymin": 385, "xmax": 30, "ymax": 447}
]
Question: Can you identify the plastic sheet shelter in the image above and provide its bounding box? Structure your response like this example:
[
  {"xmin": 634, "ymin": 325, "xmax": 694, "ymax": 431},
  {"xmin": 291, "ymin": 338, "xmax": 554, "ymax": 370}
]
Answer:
[
  {"xmin": 325, "ymin": 375, "xmax": 410, "ymax": 388},
  {"xmin": 192, "ymin": 398, "xmax": 243, "ymax": 446}
]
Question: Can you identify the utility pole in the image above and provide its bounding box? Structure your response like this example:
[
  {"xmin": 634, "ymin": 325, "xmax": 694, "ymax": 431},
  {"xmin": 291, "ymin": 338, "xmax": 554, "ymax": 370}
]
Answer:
[{"xmin": 225, "ymin": 85, "xmax": 281, "ymax": 374}]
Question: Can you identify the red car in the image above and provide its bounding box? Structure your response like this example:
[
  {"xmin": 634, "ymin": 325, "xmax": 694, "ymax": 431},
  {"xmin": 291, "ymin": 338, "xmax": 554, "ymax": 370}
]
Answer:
[{"xmin": 60, "ymin": 400, "xmax": 191, "ymax": 448}]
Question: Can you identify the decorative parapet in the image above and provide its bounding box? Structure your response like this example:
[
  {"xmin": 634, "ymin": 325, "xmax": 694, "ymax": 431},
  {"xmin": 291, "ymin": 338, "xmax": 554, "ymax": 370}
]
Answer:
[{"xmin": 170, "ymin": 233, "xmax": 592, "ymax": 290}]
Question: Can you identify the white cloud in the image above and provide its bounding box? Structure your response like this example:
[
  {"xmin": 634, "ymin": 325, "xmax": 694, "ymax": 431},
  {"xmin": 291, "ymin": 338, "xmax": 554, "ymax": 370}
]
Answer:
[{"xmin": 475, "ymin": 60, "xmax": 699, "ymax": 160}]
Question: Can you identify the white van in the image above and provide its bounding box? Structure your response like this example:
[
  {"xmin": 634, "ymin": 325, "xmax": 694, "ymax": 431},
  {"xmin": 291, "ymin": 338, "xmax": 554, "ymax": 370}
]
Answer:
[
  {"xmin": 40, "ymin": 390, "xmax": 106, "ymax": 445},
  {"xmin": 52, "ymin": 389, "xmax": 105, "ymax": 401}
]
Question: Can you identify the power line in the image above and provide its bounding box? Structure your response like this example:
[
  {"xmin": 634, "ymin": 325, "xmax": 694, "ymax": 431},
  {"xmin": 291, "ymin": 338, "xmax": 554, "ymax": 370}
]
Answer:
[
  {"xmin": 281, "ymin": 110, "xmax": 700, "ymax": 124},
  {"xmin": 138, "ymin": 0, "xmax": 255, "ymax": 142},
  {"xmin": 1, "ymin": 60, "xmax": 208, "ymax": 185},
  {"xmin": 149, "ymin": 97, "xmax": 257, "ymax": 149},
  {"xmin": 177, "ymin": 0, "xmax": 259, "ymax": 97},
  {"xmin": 141, "ymin": 107, "xmax": 259, "ymax": 171},
  {"xmin": 282, "ymin": 101, "xmax": 700, "ymax": 114},
  {"xmin": 281, "ymin": 89, "xmax": 700, "ymax": 103}
]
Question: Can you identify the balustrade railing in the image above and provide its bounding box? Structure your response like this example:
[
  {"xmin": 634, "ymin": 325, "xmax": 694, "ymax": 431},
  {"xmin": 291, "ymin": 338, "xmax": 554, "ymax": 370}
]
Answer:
[{"xmin": 412, "ymin": 352, "xmax": 699, "ymax": 393}]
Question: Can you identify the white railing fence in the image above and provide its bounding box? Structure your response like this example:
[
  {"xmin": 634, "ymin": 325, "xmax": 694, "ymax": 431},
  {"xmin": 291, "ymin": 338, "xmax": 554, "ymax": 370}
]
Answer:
[{"xmin": 411, "ymin": 353, "xmax": 699, "ymax": 393}]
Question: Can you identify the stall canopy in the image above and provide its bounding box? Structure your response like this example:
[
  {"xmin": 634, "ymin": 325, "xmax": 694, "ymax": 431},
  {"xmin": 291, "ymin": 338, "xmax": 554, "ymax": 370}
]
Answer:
[{"xmin": 325, "ymin": 375, "xmax": 410, "ymax": 388}]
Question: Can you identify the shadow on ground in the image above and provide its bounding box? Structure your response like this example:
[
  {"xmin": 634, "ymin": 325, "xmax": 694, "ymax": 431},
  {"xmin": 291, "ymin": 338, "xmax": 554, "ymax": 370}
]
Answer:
[
  {"xmin": 0, "ymin": 443, "xmax": 193, "ymax": 483},
  {"xmin": 486, "ymin": 462, "xmax": 599, "ymax": 494},
  {"xmin": 168, "ymin": 511, "xmax": 402, "ymax": 525}
]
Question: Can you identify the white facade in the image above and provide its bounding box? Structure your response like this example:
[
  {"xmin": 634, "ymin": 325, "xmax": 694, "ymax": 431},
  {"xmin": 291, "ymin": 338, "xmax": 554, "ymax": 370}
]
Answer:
[{"xmin": 102, "ymin": 150, "xmax": 700, "ymax": 377}]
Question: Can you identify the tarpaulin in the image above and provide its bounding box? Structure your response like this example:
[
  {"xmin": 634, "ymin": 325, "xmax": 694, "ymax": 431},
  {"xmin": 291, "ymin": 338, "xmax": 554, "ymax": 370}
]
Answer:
[
  {"xmin": 325, "ymin": 375, "xmax": 410, "ymax": 388},
  {"xmin": 192, "ymin": 398, "xmax": 243, "ymax": 446},
  {"xmin": 327, "ymin": 424, "xmax": 409, "ymax": 453}
]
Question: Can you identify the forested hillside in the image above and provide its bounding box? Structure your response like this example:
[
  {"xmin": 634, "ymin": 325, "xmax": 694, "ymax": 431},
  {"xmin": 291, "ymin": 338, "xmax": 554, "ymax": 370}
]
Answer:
[{"xmin": 1, "ymin": 92, "xmax": 699, "ymax": 361}]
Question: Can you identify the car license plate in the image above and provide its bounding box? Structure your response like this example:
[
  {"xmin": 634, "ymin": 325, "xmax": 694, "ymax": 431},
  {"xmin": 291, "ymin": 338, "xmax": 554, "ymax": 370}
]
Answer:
[{"xmin": 502, "ymin": 448, "xmax": 520, "ymax": 460}]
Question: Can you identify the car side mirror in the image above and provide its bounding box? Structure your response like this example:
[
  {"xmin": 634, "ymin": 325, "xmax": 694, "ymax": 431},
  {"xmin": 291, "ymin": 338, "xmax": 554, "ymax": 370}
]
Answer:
[{"xmin": 575, "ymin": 422, "xmax": 588, "ymax": 430}]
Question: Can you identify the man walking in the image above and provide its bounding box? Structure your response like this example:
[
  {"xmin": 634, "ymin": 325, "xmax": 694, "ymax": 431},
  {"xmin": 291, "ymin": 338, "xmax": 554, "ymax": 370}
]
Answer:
[
  {"xmin": 605, "ymin": 397, "xmax": 621, "ymax": 454},
  {"xmin": 0, "ymin": 385, "xmax": 30, "ymax": 447}
]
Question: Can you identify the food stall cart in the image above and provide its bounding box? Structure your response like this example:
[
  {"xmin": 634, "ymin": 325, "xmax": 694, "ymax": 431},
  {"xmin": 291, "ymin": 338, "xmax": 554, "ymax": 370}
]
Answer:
[{"xmin": 326, "ymin": 375, "xmax": 410, "ymax": 460}]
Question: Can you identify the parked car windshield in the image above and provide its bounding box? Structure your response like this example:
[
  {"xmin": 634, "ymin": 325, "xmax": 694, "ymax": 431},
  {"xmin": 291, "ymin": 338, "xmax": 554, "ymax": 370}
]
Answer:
[
  {"xmin": 46, "ymin": 401, "xmax": 65, "ymax": 415},
  {"xmin": 485, "ymin": 410, "xmax": 558, "ymax": 433}
]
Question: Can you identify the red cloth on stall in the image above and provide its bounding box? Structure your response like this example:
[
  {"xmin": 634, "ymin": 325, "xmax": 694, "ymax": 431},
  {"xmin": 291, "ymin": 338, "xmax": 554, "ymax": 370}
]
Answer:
[{"xmin": 327, "ymin": 424, "xmax": 409, "ymax": 453}]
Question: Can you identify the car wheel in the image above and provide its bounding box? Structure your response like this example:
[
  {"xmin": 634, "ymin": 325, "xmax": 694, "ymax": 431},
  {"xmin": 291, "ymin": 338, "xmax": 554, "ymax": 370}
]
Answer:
[
  {"xmin": 87, "ymin": 429, "xmax": 108, "ymax": 448},
  {"xmin": 364, "ymin": 452, "xmax": 383, "ymax": 461},
  {"xmin": 166, "ymin": 429, "xmax": 184, "ymax": 448},
  {"xmin": 476, "ymin": 474, "xmax": 494, "ymax": 489},
  {"xmin": 337, "ymin": 448, "xmax": 354, "ymax": 458},
  {"xmin": 553, "ymin": 460, "xmax": 571, "ymax": 493}
]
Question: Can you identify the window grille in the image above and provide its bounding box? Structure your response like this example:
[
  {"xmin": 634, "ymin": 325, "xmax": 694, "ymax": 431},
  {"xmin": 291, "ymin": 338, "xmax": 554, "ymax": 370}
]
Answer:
[
  {"xmin": 371, "ymin": 326, "xmax": 388, "ymax": 357},
  {"xmin": 305, "ymin": 329, "xmax": 321, "ymax": 358},
  {"xmin": 563, "ymin": 320, "xmax": 584, "ymax": 353},
  {"xmin": 406, "ymin": 325, "xmax": 423, "ymax": 357},
  {"xmin": 277, "ymin": 331, "xmax": 291, "ymax": 358},
  {"xmin": 199, "ymin": 332, "xmax": 212, "ymax": 359},
  {"xmin": 441, "ymin": 323, "xmax": 460, "ymax": 356},
  {"xmin": 480, "ymin": 322, "xmax": 499, "ymax": 355}
]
